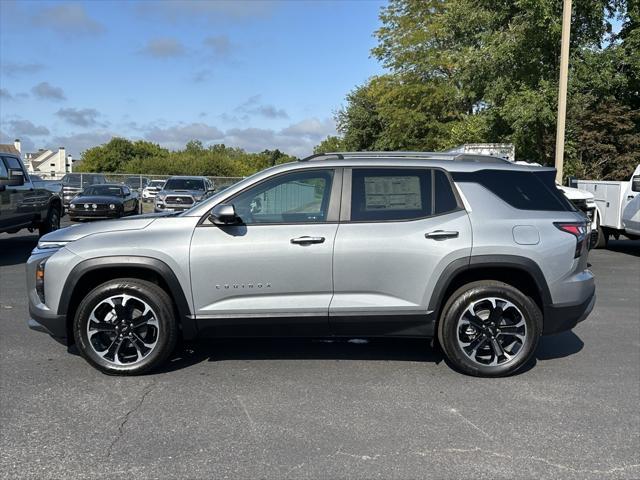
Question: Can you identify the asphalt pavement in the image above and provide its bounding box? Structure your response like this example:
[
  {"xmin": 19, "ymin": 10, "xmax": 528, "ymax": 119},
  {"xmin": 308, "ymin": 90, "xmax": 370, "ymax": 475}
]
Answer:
[{"xmin": 1, "ymin": 226, "xmax": 638, "ymax": 479}]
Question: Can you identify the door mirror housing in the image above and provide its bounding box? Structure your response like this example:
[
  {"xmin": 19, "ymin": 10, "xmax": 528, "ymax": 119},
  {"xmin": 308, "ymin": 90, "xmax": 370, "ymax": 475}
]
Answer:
[
  {"xmin": 632, "ymin": 175, "xmax": 640, "ymax": 193},
  {"xmin": 209, "ymin": 203, "xmax": 240, "ymax": 225},
  {"xmin": 0, "ymin": 168, "xmax": 25, "ymax": 187}
]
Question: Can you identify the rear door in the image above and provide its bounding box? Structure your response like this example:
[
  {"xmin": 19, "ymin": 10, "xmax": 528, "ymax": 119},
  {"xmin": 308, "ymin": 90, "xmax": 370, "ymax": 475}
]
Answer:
[
  {"xmin": 190, "ymin": 167, "xmax": 342, "ymax": 336},
  {"xmin": 329, "ymin": 167, "xmax": 472, "ymax": 336}
]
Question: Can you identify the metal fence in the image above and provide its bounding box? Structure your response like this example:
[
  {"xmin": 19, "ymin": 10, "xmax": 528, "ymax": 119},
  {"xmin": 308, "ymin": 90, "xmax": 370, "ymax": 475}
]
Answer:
[{"xmin": 36, "ymin": 172, "xmax": 244, "ymax": 191}]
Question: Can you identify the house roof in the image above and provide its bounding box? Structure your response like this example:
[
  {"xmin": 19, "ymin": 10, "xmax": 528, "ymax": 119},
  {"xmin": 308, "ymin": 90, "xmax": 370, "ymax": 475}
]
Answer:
[{"xmin": 0, "ymin": 144, "xmax": 20, "ymax": 156}]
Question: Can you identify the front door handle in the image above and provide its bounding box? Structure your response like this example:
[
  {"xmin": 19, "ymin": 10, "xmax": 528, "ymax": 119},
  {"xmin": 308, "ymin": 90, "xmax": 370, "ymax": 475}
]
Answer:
[
  {"xmin": 291, "ymin": 236, "xmax": 325, "ymax": 245},
  {"xmin": 425, "ymin": 230, "xmax": 459, "ymax": 240}
]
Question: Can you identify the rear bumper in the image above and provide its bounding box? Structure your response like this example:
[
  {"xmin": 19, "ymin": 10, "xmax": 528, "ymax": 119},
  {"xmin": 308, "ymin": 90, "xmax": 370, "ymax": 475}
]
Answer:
[{"xmin": 543, "ymin": 289, "xmax": 596, "ymax": 335}]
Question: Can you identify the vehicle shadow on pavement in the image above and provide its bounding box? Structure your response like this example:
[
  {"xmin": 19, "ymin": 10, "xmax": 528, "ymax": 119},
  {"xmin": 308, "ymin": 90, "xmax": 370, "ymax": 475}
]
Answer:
[
  {"xmin": 157, "ymin": 338, "xmax": 445, "ymax": 373},
  {"xmin": 535, "ymin": 331, "xmax": 584, "ymax": 360},
  {"xmin": 606, "ymin": 239, "xmax": 640, "ymax": 257},
  {"xmin": 0, "ymin": 234, "xmax": 38, "ymax": 267}
]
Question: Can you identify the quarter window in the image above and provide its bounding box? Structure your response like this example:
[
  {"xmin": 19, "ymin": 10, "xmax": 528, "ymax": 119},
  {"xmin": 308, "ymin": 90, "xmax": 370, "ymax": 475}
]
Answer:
[{"xmin": 231, "ymin": 169, "xmax": 334, "ymax": 224}]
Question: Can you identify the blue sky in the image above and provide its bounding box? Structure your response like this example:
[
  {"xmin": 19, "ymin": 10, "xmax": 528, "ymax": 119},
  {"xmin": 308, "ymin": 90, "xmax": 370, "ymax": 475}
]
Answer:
[{"xmin": 0, "ymin": 0, "xmax": 386, "ymax": 158}]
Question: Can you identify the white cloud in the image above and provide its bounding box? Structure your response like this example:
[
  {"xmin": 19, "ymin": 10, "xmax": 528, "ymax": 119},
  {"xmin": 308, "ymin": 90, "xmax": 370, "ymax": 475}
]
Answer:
[
  {"xmin": 137, "ymin": 0, "xmax": 277, "ymax": 24},
  {"xmin": 1, "ymin": 62, "xmax": 45, "ymax": 77},
  {"xmin": 139, "ymin": 37, "xmax": 186, "ymax": 59},
  {"xmin": 31, "ymin": 82, "xmax": 66, "ymax": 101},
  {"xmin": 5, "ymin": 119, "xmax": 50, "ymax": 136},
  {"xmin": 56, "ymin": 108, "xmax": 102, "ymax": 127},
  {"xmin": 31, "ymin": 3, "xmax": 106, "ymax": 37},
  {"xmin": 144, "ymin": 122, "xmax": 225, "ymax": 148}
]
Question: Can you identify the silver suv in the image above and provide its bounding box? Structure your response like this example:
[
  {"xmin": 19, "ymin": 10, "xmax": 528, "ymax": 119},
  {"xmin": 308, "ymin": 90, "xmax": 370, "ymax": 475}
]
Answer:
[
  {"xmin": 154, "ymin": 176, "xmax": 214, "ymax": 213},
  {"xmin": 27, "ymin": 152, "xmax": 595, "ymax": 377}
]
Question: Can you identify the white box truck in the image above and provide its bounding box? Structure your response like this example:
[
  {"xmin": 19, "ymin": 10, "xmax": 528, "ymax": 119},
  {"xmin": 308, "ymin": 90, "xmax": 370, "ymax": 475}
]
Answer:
[{"xmin": 577, "ymin": 164, "xmax": 640, "ymax": 248}]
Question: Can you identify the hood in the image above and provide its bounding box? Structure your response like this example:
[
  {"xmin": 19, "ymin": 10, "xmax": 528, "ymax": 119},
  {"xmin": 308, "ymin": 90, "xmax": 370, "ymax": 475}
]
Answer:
[
  {"xmin": 40, "ymin": 215, "xmax": 161, "ymax": 243},
  {"xmin": 557, "ymin": 185, "xmax": 594, "ymax": 201},
  {"xmin": 70, "ymin": 195, "xmax": 124, "ymax": 204}
]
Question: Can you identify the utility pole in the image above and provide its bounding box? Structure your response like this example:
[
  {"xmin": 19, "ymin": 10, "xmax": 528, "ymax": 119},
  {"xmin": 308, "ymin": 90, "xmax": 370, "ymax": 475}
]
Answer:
[{"xmin": 555, "ymin": 0, "xmax": 572, "ymax": 184}]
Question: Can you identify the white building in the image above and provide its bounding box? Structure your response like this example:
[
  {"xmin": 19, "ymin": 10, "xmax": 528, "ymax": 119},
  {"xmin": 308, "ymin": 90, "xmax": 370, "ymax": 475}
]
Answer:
[{"xmin": 15, "ymin": 139, "xmax": 75, "ymax": 176}]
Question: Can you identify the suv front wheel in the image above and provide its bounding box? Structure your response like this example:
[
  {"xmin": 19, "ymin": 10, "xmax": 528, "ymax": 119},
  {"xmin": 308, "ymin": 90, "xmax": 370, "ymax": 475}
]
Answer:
[
  {"xmin": 73, "ymin": 278, "xmax": 177, "ymax": 375},
  {"xmin": 438, "ymin": 281, "xmax": 542, "ymax": 377}
]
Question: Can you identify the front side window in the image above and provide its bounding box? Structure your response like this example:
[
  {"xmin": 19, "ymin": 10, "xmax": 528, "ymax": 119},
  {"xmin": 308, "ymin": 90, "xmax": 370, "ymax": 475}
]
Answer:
[
  {"xmin": 351, "ymin": 168, "xmax": 432, "ymax": 221},
  {"xmin": 0, "ymin": 158, "xmax": 9, "ymax": 178},
  {"xmin": 3, "ymin": 156, "xmax": 24, "ymax": 173},
  {"xmin": 231, "ymin": 169, "xmax": 334, "ymax": 224}
]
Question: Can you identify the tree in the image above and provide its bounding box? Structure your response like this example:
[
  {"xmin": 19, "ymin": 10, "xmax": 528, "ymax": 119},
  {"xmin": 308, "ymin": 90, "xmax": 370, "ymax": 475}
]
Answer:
[
  {"xmin": 314, "ymin": 135, "xmax": 345, "ymax": 153},
  {"xmin": 328, "ymin": 0, "xmax": 638, "ymax": 179}
]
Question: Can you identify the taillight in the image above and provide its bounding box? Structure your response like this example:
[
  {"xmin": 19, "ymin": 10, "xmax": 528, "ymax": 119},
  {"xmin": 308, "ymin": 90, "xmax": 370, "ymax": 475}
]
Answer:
[{"xmin": 554, "ymin": 222, "xmax": 588, "ymax": 258}]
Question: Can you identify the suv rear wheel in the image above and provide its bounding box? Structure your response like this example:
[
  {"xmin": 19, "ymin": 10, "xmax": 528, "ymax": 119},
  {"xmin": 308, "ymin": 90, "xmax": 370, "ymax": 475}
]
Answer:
[
  {"xmin": 38, "ymin": 204, "xmax": 61, "ymax": 237},
  {"xmin": 438, "ymin": 280, "xmax": 541, "ymax": 377},
  {"xmin": 73, "ymin": 278, "xmax": 177, "ymax": 375}
]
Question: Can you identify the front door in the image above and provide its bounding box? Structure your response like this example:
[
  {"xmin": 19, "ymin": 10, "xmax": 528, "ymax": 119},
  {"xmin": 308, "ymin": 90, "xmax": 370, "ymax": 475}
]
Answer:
[
  {"xmin": 0, "ymin": 156, "xmax": 31, "ymax": 230},
  {"xmin": 330, "ymin": 167, "xmax": 472, "ymax": 336},
  {"xmin": 190, "ymin": 167, "xmax": 342, "ymax": 337}
]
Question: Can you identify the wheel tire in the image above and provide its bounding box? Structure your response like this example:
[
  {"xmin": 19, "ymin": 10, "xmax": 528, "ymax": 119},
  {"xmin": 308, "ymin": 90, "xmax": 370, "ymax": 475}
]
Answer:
[
  {"xmin": 438, "ymin": 280, "xmax": 542, "ymax": 377},
  {"xmin": 39, "ymin": 205, "xmax": 61, "ymax": 237},
  {"xmin": 594, "ymin": 216, "xmax": 609, "ymax": 249},
  {"xmin": 73, "ymin": 278, "xmax": 177, "ymax": 375}
]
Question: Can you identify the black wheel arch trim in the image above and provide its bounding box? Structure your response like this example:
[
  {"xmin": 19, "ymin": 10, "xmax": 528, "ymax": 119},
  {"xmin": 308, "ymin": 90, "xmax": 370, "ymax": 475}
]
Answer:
[
  {"xmin": 428, "ymin": 254, "xmax": 553, "ymax": 322},
  {"xmin": 58, "ymin": 256, "xmax": 197, "ymax": 339}
]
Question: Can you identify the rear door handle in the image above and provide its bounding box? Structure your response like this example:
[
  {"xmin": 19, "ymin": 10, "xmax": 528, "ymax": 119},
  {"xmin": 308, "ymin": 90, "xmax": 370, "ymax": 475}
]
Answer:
[
  {"xmin": 425, "ymin": 230, "xmax": 459, "ymax": 240},
  {"xmin": 291, "ymin": 236, "xmax": 325, "ymax": 245}
]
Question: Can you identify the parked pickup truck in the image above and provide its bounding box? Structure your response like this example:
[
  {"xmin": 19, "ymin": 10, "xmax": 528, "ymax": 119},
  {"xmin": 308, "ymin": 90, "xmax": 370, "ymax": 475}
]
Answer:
[
  {"xmin": 577, "ymin": 164, "xmax": 640, "ymax": 248},
  {"xmin": 0, "ymin": 152, "xmax": 64, "ymax": 237}
]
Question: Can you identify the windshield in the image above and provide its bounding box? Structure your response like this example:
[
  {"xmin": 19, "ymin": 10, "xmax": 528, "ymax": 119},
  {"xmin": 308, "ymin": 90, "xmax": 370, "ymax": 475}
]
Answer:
[
  {"xmin": 149, "ymin": 180, "xmax": 165, "ymax": 188},
  {"xmin": 163, "ymin": 178, "xmax": 205, "ymax": 191},
  {"xmin": 80, "ymin": 185, "xmax": 123, "ymax": 197},
  {"xmin": 62, "ymin": 174, "xmax": 103, "ymax": 186}
]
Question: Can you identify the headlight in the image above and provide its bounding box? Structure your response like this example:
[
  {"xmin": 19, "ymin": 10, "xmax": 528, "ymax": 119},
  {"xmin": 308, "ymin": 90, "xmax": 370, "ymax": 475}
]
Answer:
[
  {"xmin": 109, "ymin": 204, "xmax": 116, "ymax": 210},
  {"xmin": 70, "ymin": 203, "xmax": 76, "ymax": 208},
  {"xmin": 36, "ymin": 258, "xmax": 47, "ymax": 303},
  {"xmin": 36, "ymin": 241, "xmax": 69, "ymax": 250}
]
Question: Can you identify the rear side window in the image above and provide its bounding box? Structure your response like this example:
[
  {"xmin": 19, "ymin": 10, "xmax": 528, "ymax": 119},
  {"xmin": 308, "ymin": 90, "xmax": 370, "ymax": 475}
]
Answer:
[
  {"xmin": 453, "ymin": 170, "xmax": 575, "ymax": 211},
  {"xmin": 351, "ymin": 168, "xmax": 432, "ymax": 221}
]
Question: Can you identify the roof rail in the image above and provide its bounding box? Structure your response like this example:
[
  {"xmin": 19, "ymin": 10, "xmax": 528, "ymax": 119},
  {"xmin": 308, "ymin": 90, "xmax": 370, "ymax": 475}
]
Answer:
[
  {"xmin": 300, "ymin": 151, "xmax": 508, "ymax": 164},
  {"xmin": 299, "ymin": 153, "xmax": 344, "ymax": 161}
]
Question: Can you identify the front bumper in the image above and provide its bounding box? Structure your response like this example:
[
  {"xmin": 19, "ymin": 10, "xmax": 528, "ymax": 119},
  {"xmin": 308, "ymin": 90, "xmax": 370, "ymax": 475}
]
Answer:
[
  {"xmin": 68, "ymin": 209, "xmax": 121, "ymax": 219},
  {"xmin": 154, "ymin": 205, "xmax": 191, "ymax": 213},
  {"xmin": 543, "ymin": 289, "xmax": 596, "ymax": 335}
]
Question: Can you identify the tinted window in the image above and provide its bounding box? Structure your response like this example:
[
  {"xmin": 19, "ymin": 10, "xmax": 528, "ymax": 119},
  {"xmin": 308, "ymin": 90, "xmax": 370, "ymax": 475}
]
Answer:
[
  {"xmin": 351, "ymin": 168, "xmax": 432, "ymax": 221},
  {"xmin": 0, "ymin": 158, "xmax": 8, "ymax": 177},
  {"xmin": 164, "ymin": 178, "xmax": 205, "ymax": 191},
  {"xmin": 231, "ymin": 169, "xmax": 333, "ymax": 224},
  {"xmin": 434, "ymin": 170, "xmax": 459, "ymax": 215},
  {"xmin": 3, "ymin": 156, "xmax": 24, "ymax": 172},
  {"xmin": 453, "ymin": 170, "xmax": 575, "ymax": 211}
]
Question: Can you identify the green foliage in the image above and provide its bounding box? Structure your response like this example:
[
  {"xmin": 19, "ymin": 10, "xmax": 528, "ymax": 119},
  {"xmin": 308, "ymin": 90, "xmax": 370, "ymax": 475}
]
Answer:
[
  {"xmin": 76, "ymin": 138, "xmax": 296, "ymax": 177},
  {"xmin": 314, "ymin": 135, "xmax": 345, "ymax": 153},
  {"xmin": 325, "ymin": 0, "xmax": 638, "ymax": 180}
]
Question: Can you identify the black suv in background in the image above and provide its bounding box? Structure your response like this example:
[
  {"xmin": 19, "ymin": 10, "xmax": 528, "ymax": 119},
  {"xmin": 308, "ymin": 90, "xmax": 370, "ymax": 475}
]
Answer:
[{"xmin": 61, "ymin": 173, "xmax": 107, "ymax": 208}]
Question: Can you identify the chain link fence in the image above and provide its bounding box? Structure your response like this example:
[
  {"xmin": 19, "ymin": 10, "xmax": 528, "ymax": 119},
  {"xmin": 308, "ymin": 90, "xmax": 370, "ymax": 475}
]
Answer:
[{"xmin": 37, "ymin": 172, "xmax": 244, "ymax": 191}]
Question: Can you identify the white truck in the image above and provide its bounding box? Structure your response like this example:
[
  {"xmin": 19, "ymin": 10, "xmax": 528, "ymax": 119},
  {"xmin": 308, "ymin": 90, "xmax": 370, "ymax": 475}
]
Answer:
[{"xmin": 577, "ymin": 164, "xmax": 640, "ymax": 248}]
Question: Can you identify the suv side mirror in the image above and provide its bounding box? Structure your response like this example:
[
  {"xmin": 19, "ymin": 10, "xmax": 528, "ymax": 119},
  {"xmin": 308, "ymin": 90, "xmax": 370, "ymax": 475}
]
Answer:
[
  {"xmin": 0, "ymin": 168, "xmax": 25, "ymax": 187},
  {"xmin": 632, "ymin": 175, "xmax": 640, "ymax": 193},
  {"xmin": 209, "ymin": 203, "xmax": 240, "ymax": 225}
]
